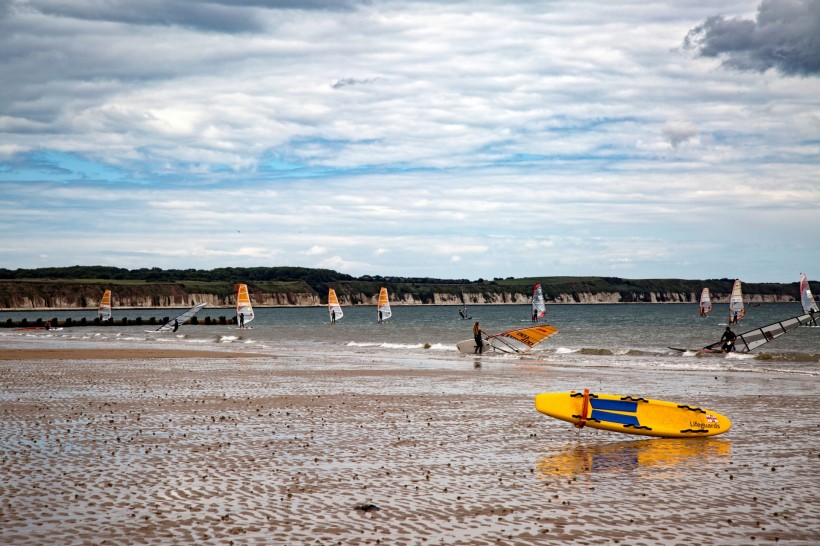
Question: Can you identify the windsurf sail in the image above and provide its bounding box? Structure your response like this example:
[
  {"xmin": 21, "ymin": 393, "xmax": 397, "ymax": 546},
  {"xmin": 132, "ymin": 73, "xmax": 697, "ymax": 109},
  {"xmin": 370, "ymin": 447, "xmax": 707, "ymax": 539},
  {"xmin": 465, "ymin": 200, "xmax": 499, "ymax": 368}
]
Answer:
[
  {"xmin": 704, "ymin": 313, "xmax": 816, "ymax": 354},
  {"xmin": 699, "ymin": 288, "xmax": 712, "ymax": 317},
  {"xmin": 98, "ymin": 290, "xmax": 112, "ymax": 321},
  {"xmin": 800, "ymin": 273, "xmax": 819, "ymax": 313},
  {"xmin": 328, "ymin": 288, "xmax": 343, "ymax": 322},
  {"xmin": 377, "ymin": 287, "xmax": 392, "ymax": 322},
  {"xmin": 488, "ymin": 324, "xmax": 559, "ymax": 354},
  {"xmin": 155, "ymin": 303, "xmax": 207, "ymax": 332},
  {"xmin": 235, "ymin": 284, "xmax": 254, "ymax": 327},
  {"xmin": 728, "ymin": 280, "xmax": 745, "ymax": 323},
  {"xmin": 531, "ymin": 284, "xmax": 547, "ymax": 321}
]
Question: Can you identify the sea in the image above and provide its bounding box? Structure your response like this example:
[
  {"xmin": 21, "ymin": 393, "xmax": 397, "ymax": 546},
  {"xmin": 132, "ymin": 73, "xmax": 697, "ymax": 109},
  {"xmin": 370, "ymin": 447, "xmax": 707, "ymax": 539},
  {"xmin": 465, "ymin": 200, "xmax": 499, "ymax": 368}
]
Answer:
[{"xmin": 2, "ymin": 302, "xmax": 818, "ymax": 376}]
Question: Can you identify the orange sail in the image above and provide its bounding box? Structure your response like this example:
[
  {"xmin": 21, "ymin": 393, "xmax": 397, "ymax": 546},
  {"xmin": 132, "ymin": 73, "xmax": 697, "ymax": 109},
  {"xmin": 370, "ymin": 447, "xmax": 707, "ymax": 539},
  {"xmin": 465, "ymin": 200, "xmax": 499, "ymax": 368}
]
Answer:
[
  {"xmin": 490, "ymin": 324, "xmax": 559, "ymax": 354},
  {"xmin": 235, "ymin": 284, "xmax": 254, "ymax": 327},
  {"xmin": 377, "ymin": 287, "xmax": 392, "ymax": 322},
  {"xmin": 98, "ymin": 290, "xmax": 112, "ymax": 321},
  {"xmin": 328, "ymin": 288, "xmax": 343, "ymax": 322}
]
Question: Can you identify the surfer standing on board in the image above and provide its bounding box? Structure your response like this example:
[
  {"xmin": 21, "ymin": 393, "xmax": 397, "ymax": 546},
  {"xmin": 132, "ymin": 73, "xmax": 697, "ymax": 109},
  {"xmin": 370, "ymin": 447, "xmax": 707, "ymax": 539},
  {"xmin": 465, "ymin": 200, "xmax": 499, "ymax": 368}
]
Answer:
[
  {"xmin": 720, "ymin": 326, "xmax": 736, "ymax": 352},
  {"xmin": 239, "ymin": 312, "xmax": 245, "ymax": 329},
  {"xmin": 473, "ymin": 321, "xmax": 486, "ymax": 354}
]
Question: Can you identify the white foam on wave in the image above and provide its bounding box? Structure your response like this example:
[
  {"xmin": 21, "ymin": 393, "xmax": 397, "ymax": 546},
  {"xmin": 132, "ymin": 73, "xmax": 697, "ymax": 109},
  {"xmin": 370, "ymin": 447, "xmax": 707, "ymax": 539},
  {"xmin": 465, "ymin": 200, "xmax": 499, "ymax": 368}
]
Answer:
[
  {"xmin": 219, "ymin": 335, "xmax": 239, "ymax": 343},
  {"xmin": 555, "ymin": 347, "xmax": 578, "ymax": 354}
]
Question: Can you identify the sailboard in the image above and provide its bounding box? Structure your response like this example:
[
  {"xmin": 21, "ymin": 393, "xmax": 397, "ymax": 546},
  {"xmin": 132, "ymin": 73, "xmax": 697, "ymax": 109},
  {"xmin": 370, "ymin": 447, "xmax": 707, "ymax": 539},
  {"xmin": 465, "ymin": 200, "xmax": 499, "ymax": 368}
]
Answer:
[
  {"xmin": 98, "ymin": 290, "xmax": 113, "ymax": 321},
  {"xmin": 154, "ymin": 303, "xmax": 207, "ymax": 332},
  {"xmin": 457, "ymin": 324, "xmax": 559, "ymax": 355},
  {"xmin": 535, "ymin": 390, "xmax": 731, "ymax": 438},
  {"xmin": 699, "ymin": 288, "xmax": 712, "ymax": 317},
  {"xmin": 328, "ymin": 288, "xmax": 343, "ymax": 323},
  {"xmin": 235, "ymin": 284, "xmax": 254, "ymax": 328},
  {"xmin": 800, "ymin": 273, "xmax": 819, "ymax": 314},
  {"xmin": 728, "ymin": 280, "xmax": 745, "ymax": 324},
  {"xmin": 531, "ymin": 284, "xmax": 547, "ymax": 322},
  {"xmin": 377, "ymin": 287, "xmax": 392, "ymax": 323},
  {"xmin": 671, "ymin": 312, "xmax": 817, "ymax": 354}
]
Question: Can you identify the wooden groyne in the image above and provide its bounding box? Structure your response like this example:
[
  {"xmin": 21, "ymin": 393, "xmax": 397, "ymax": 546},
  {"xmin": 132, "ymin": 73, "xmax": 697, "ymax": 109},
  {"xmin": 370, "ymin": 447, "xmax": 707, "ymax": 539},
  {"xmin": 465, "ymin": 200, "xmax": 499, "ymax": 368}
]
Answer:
[{"xmin": 3, "ymin": 315, "xmax": 236, "ymax": 329}]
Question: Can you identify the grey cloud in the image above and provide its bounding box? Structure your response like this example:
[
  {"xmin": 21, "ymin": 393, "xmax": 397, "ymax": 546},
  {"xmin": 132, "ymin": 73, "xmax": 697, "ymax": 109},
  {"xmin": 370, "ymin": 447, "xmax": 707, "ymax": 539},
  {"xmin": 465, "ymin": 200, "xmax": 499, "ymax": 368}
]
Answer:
[
  {"xmin": 332, "ymin": 77, "xmax": 381, "ymax": 89},
  {"xmin": 684, "ymin": 0, "xmax": 820, "ymax": 76}
]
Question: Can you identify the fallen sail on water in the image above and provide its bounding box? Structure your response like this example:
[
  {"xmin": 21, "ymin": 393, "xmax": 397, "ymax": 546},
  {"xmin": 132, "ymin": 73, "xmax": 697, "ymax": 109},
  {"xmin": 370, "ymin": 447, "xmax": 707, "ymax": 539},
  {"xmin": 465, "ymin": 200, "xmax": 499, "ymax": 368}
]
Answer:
[
  {"xmin": 155, "ymin": 303, "xmax": 208, "ymax": 332},
  {"xmin": 702, "ymin": 313, "xmax": 816, "ymax": 353}
]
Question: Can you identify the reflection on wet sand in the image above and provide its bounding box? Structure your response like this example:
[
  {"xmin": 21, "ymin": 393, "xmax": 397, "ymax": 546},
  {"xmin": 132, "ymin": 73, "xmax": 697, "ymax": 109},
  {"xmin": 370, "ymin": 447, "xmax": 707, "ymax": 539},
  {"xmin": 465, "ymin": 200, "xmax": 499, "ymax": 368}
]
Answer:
[{"xmin": 537, "ymin": 438, "xmax": 731, "ymax": 479}]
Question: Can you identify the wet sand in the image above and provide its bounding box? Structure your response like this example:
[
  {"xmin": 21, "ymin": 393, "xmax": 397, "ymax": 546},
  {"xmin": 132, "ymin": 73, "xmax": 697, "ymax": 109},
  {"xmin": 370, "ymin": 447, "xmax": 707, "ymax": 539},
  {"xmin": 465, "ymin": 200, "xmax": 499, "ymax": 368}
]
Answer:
[
  {"xmin": 0, "ymin": 350, "xmax": 817, "ymax": 544},
  {"xmin": 0, "ymin": 348, "xmax": 265, "ymax": 361}
]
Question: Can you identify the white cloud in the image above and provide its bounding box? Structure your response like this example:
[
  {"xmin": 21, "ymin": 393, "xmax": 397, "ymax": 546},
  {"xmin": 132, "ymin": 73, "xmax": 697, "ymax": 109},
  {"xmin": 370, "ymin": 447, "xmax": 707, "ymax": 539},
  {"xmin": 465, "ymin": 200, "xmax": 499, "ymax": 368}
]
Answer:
[{"xmin": 0, "ymin": 0, "xmax": 818, "ymax": 282}]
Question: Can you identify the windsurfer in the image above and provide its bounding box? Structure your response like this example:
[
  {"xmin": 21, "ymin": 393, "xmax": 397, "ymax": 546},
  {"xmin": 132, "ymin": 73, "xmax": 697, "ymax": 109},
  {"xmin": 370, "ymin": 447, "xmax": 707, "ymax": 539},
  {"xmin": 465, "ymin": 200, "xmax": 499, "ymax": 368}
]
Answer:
[
  {"xmin": 459, "ymin": 308, "xmax": 466, "ymax": 319},
  {"xmin": 239, "ymin": 312, "xmax": 245, "ymax": 329},
  {"xmin": 172, "ymin": 319, "xmax": 179, "ymax": 333},
  {"xmin": 720, "ymin": 326, "xmax": 736, "ymax": 352},
  {"xmin": 331, "ymin": 309, "xmax": 336, "ymax": 323},
  {"xmin": 473, "ymin": 321, "xmax": 486, "ymax": 354}
]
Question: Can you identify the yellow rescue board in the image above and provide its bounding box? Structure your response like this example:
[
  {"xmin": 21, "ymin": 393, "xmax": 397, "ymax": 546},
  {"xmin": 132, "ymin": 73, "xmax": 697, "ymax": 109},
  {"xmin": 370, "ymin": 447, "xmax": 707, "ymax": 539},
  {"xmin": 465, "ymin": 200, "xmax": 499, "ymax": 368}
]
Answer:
[{"xmin": 535, "ymin": 390, "xmax": 731, "ymax": 438}]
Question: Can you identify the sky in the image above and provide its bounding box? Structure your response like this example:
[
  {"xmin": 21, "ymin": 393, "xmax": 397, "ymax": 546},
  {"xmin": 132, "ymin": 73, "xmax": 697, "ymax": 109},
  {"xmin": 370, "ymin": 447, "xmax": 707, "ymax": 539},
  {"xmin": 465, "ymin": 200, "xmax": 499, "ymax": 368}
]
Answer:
[{"xmin": 1, "ymin": 0, "xmax": 819, "ymax": 283}]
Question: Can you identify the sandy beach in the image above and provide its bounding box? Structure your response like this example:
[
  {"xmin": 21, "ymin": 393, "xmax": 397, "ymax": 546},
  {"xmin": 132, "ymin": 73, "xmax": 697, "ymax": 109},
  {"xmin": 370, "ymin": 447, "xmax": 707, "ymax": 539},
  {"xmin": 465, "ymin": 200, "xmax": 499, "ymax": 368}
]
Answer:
[{"xmin": 1, "ymin": 348, "xmax": 818, "ymax": 545}]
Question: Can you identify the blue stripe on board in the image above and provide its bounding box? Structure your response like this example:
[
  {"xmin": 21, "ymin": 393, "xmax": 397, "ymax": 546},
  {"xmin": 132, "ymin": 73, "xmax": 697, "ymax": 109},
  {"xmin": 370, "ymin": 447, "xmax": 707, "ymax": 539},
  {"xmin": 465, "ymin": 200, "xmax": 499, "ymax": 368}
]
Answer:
[
  {"xmin": 591, "ymin": 410, "xmax": 640, "ymax": 426},
  {"xmin": 590, "ymin": 399, "xmax": 637, "ymax": 413}
]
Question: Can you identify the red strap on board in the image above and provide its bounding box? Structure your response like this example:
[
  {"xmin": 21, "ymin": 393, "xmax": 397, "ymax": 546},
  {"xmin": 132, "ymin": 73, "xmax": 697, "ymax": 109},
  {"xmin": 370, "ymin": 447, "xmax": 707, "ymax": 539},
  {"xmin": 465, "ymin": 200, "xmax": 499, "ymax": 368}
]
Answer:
[{"xmin": 575, "ymin": 388, "xmax": 590, "ymax": 429}]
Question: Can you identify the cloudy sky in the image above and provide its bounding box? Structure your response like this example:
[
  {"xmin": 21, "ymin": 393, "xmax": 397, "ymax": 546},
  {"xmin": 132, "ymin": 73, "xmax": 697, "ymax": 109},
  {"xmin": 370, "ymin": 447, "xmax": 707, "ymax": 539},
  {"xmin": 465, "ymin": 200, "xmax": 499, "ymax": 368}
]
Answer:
[{"xmin": 1, "ymin": 0, "xmax": 818, "ymax": 282}]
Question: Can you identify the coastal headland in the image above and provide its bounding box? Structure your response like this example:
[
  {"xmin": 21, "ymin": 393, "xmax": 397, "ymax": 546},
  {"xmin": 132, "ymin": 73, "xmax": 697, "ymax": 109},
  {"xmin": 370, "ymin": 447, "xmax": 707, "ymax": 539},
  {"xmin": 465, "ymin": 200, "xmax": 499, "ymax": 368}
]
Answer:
[{"xmin": 0, "ymin": 266, "xmax": 805, "ymax": 310}]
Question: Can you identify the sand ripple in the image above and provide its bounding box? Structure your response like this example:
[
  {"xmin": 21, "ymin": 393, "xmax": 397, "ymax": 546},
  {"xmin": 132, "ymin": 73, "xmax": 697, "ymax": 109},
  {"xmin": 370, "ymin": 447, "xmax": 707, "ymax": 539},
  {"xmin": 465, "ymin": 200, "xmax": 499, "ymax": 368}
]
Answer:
[{"xmin": 0, "ymin": 357, "xmax": 817, "ymax": 544}]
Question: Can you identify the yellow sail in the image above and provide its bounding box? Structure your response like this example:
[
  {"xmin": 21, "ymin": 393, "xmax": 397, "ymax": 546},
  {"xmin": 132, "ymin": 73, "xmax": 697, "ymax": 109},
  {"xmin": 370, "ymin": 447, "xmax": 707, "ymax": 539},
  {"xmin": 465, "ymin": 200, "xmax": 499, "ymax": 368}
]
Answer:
[
  {"xmin": 328, "ymin": 288, "xmax": 343, "ymax": 322},
  {"xmin": 377, "ymin": 287, "xmax": 392, "ymax": 322},
  {"xmin": 490, "ymin": 324, "xmax": 558, "ymax": 354},
  {"xmin": 235, "ymin": 283, "xmax": 254, "ymax": 327},
  {"xmin": 98, "ymin": 290, "xmax": 112, "ymax": 321}
]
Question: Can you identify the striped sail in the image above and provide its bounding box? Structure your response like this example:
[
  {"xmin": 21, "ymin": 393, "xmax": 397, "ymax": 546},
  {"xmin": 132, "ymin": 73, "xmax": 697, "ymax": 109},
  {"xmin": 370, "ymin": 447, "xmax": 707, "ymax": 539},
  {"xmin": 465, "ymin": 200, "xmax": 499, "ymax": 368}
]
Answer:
[
  {"xmin": 377, "ymin": 287, "xmax": 392, "ymax": 322},
  {"xmin": 156, "ymin": 303, "xmax": 207, "ymax": 332},
  {"xmin": 235, "ymin": 284, "xmax": 255, "ymax": 326},
  {"xmin": 98, "ymin": 290, "xmax": 112, "ymax": 321},
  {"xmin": 728, "ymin": 280, "xmax": 745, "ymax": 323},
  {"xmin": 800, "ymin": 273, "xmax": 819, "ymax": 313},
  {"xmin": 328, "ymin": 288, "xmax": 344, "ymax": 321},
  {"xmin": 699, "ymin": 288, "xmax": 712, "ymax": 317},
  {"xmin": 705, "ymin": 313, "xmax": 816, "ymax": 353},
  {"xmin": 531, "ymin": 284, "xmax": 547, "ymax": 321},
  {"xmin": 490, "ymin": 324, "xmax": 559, "ymax": 354}
]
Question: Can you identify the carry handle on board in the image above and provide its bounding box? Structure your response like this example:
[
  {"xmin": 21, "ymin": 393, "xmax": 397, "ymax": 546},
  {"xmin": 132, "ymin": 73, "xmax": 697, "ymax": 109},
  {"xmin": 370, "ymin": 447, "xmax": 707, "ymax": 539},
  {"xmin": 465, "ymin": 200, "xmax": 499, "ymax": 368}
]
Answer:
[{"xmin": 574, "ymin": 388, "xmax": 590, "ymax": 429}]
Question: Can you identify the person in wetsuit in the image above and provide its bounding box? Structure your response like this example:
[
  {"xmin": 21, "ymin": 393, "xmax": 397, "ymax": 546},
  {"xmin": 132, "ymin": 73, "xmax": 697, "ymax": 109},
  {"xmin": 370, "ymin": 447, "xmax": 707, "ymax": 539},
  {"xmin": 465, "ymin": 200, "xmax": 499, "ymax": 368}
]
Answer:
[
  {"xmin": 720, "ymin": 326, "xmax": 736, "ymax": 352},
  {"xmin": 473, "ymin": 321, "xmax": 486, "ymax": 354}
]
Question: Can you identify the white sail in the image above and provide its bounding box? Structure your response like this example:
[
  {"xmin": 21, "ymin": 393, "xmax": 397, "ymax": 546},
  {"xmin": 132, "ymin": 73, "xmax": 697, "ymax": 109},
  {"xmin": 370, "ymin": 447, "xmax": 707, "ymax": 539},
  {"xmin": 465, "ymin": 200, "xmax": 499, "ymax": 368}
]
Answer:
[
  {"xmin": 377, "ymin": 287, "xmax": 392, "ymax": 322},
  {"xmin": 235, "ymin": 284, "xmax": 255, "ymax": 327},
  {"xmin": 328, "ymin": 288, "xmax": 343, "ymax": 322},
  {"xmin": 800, "ymin": 273, "xmax": 819, "ymax": 313},
  {"xmin": 98, "ymin": 290, "xmax": 112, "ymax": 321},
  {"xmin": 705, "ymin": 313, "xmax": 816, "ymax": 353},
  {"xmin": 699, "ymin": 288, "xmax": 712, "ymax": 317},
  {"xmin": 728, "ymin": 280, "xmax": 745, "ymax": 323},
  {"xmin": 156, "ymin": 303, "xmax": 207, "ymax": 332},
  {"xmin": 531, "ymin": 284, "xmax": 547, "ymax": 321}
]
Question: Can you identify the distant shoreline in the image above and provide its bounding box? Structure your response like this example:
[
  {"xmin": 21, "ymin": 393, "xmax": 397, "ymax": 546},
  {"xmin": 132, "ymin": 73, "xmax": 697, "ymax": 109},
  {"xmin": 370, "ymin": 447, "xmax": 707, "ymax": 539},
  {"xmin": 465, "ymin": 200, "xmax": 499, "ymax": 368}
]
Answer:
[{"xmin": 0, "ymin": 301, "xmax": 795, "ymax": 312}]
